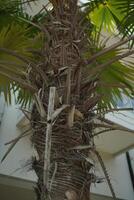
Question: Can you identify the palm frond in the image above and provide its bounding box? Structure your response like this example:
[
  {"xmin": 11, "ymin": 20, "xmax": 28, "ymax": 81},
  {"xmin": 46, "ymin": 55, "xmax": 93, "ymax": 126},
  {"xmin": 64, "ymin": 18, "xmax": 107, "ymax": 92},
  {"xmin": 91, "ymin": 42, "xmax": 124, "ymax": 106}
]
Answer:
[
  {"xmin": 0, "ymin": 23, "xmax": 38, "ymax": 105},
  {"xmin": 0, "ymin": 0, "xmax": 37, "ymax": 14},
  {"xmin": 97, "ymin": 51, "xmax": 134, "ymax": 110},
  {"xmin": 83, "ymin": 34, "xmax": 134, "ymax": 111},
  {"xmin": 85, "ymin": 0, "xmax": 132, "ymax": 37},
  {"xmin": 112, "ymin": 0, "xmax": 134, "ymax": 41},
  {"xmin": 0, "ymin": 0, "xmax": 38, "ymax": 29},
  {"xmin": 81, "ymin": 0, "xmax": 106, "ymax": 12},
  {"xmin": 86, "ymin": 0, "xmax": 123, "ymax": 33},
  {"xmin": 13, "ymin": 85, "xmax": 33, "ymax": 108}
]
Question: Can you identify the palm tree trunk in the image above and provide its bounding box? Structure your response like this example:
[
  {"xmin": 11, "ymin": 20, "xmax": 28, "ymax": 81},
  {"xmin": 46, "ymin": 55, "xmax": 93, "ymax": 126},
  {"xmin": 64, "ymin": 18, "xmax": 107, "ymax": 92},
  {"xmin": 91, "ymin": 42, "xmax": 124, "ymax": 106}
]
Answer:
[{"xmin": 31, "ymin": 1, "xmax": 94, "ymax": 199}]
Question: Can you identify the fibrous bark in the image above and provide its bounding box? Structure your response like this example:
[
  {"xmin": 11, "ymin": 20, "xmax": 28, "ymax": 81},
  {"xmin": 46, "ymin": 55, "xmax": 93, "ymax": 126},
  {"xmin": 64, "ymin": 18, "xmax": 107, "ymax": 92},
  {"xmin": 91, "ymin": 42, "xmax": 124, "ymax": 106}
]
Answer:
[{"xmin": 30, "ymin": 1, "xmax": 100, "ymax": 200}]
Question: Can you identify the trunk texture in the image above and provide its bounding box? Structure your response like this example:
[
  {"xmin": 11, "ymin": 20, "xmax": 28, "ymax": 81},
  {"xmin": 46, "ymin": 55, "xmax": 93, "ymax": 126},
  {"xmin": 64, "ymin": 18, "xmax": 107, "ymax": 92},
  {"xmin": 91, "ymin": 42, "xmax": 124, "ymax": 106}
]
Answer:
[{"xmin": 30, "ymin": 1, "xmax": 96, "ymax": 200}]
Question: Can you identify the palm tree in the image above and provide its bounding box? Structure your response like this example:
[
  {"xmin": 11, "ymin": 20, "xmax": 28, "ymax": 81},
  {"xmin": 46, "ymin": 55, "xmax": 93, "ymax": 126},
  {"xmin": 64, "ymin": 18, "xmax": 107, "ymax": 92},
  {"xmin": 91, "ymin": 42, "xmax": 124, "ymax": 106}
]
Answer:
[{"xmin": 0, "ymin": 1, "xmax": 134, "ymax": 200}]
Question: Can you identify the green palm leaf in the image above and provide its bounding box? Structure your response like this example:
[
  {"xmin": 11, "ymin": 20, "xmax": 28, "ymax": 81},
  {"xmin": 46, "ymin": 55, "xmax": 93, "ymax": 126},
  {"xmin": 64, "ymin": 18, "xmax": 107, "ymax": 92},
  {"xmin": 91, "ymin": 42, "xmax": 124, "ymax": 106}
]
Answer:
[
  {"xmin": 112, "ymin": 0, "xmax": 134, "ymax": 40},
  {"xmin": 96, "ymin": 60, "xmax": 134, "ymax": 110},
  {"xmin": 0, "ymin": 0, "xmax": 38, "ymax": 29},
  {"xmin": 88, "ymin": 1, "xmax": 123, "ymax": 32},
  {"xmin": 0, "ymin": 23, "xmax": 38, "ymax": 105},
  {"xmin": 84, "ymin": 34, "xmax": 134, "ymax": 111}
]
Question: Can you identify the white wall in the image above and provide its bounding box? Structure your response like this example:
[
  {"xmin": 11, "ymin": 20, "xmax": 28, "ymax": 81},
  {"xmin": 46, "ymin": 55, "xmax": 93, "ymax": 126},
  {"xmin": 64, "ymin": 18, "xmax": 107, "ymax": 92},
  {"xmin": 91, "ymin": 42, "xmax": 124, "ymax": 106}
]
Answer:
[
  {"xmin": 91, "ymin": 152, "xmax": 134, "ymax": 200},
  {"xmin": 24, "ymin": 0, "xmax": 49, "ymax": 16},
  {"xmin": 0, "ymin": 99, "xmax": 37, "ymax": 182},
  {"xmin": 129, "ymin": 149, "xmax": 134, "ymax": 172}
]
